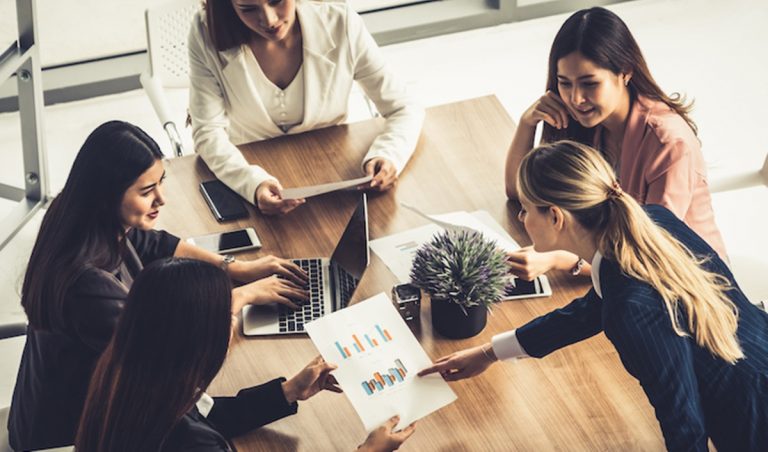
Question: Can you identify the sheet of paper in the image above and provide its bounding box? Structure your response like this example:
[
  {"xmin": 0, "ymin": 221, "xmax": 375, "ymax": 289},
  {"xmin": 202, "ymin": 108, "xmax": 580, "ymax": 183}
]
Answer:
[
  {"xmin": 370, "ymin": 207, "xmax": 522, "ymax": 283},
  {"xmin": 304, "ymin": 293, "xmax": 457, "ymax": 432},
  {"xmin": 369, "ymin": 223, "xmax": 443, "ymax": 282},
  {"xmin": 400, "ymin": 203, "xmax": 520, "ymax": 252},
  {"xmin": 281, "ymin": 175, "xmax": 373, "ymax": 200}
]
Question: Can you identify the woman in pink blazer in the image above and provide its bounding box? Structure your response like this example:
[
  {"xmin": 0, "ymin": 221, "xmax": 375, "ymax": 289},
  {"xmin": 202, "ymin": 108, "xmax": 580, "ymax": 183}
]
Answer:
[{"xmin": 504, "ymin": 6, "xmax": 726, "ymax": 279}]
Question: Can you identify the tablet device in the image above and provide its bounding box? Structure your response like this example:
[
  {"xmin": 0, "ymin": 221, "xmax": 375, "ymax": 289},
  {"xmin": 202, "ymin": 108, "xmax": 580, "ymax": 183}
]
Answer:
[
  {"xmin": 502, "ymin": 275, "xmax": 552, "ymax": 301},
  {"xmin": 200, "ymin": 180, "xmax": 248, "ymax": 222}
]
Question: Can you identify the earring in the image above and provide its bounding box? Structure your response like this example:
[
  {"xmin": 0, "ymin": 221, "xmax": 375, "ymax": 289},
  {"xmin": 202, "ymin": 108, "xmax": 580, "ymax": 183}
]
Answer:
[{"xmin": 624, "ymin": 78, "xmax": 630, "ymax": 86}]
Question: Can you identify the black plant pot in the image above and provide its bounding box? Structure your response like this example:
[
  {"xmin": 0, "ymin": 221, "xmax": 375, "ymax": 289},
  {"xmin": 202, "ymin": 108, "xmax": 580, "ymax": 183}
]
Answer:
[{"xmin": 431, "ymin": 298, "xmax": 487, "ymax": 339}]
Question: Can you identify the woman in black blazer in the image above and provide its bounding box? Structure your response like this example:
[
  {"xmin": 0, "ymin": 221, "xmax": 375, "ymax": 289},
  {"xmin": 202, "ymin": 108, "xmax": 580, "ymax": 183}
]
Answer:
[
  {"xmin": 420, "ymin": 141, "xmax": 768, "ymax": 451},
  {"xmin": 76, "ymin": 258, "xmax": 415, "ymax": 452},
  {"xmin": 9, "ymin": 121, "xmax": 311, "ymax": 450}
]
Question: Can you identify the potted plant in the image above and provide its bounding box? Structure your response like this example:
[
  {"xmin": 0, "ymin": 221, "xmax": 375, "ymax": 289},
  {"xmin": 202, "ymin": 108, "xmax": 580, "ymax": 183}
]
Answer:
[{"xmin": 410, "ymin": 230, "xmax": 508, "ymax": 339}]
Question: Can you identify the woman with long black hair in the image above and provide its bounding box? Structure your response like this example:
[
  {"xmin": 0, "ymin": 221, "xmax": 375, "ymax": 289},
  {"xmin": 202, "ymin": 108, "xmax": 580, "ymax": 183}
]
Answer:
[
  {"xmin": 76, "ymin": 258, "xmax": 415, "ymax": 451},
  {"xmin": 504, "ymin": 6, "xmax": 726, "ymax": 280},
  {"xmin": 8, "ymin": 121, "xmax": 309, "ymax": 450}
]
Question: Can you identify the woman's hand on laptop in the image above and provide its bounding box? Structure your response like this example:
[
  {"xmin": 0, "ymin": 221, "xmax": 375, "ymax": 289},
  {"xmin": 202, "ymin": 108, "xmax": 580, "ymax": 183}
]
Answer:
[
  {"xmin": 230, "ymin": 275, "xmax": 309, "ymax": 314},
  {"xmin": 282, "ymin": 356, "xmax": 342, "ymax": 403},
  {"xmin": 230, "ymin": 255, "xmax": 309, "ymax": 286}
]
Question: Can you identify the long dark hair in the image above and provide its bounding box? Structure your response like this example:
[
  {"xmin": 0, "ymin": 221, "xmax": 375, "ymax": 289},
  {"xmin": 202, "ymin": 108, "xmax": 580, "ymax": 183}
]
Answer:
[
  {"xmin": 21, "ymin": 120, "xmax": 164, "ymax": 331},
  {"xmin": 76, "ymin": 258, "xmax": 233, "ymax": 451},
  {"xmin": 204, "ymin": 0, "xmax": 254, "ymax": 51},
  {"xmin": 541, "ymin": 7, "xmax": 697, "ymax": 145}
]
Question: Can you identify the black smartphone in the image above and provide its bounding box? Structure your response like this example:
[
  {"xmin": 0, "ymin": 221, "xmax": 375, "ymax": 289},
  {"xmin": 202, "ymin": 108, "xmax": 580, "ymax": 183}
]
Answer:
[{"xmin": 199, "ymin": 180, "xmax": 248, "ymax": 222}]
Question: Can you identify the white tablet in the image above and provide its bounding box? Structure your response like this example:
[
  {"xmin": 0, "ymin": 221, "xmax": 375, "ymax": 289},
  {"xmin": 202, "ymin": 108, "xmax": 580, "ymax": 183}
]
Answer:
[{"xmin": 502, "ymin": 275, "xmax": 552, "ymax": 301}]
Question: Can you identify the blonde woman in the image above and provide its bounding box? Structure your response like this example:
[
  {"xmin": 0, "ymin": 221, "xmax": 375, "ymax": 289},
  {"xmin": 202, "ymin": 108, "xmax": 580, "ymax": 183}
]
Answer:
[{"xmin": 420, "ymin": 141, "xmax": 768, "ymax": 451}]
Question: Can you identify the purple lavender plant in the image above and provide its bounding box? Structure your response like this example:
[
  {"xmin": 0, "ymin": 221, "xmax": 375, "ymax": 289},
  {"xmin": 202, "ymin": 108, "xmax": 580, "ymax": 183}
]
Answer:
[{"xmin": 409, "ymin": 230, "xmax": 508, "ymax": 314}]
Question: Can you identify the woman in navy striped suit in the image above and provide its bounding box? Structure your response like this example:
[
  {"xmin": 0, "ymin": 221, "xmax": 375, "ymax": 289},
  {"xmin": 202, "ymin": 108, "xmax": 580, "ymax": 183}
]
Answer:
[{"xmin": 419, "ymin": 140, "xmax": 768, "ymax": 451}]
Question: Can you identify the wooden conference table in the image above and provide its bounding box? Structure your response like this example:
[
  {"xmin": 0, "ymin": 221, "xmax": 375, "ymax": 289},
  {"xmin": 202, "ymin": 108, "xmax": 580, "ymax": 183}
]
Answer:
[{"xmin": 157, "ymin": 96, "xmax": 665, "ymax": 451}]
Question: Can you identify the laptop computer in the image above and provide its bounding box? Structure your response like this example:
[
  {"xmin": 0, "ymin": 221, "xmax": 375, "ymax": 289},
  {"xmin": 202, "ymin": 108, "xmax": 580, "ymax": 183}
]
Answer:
[{"xmin": 242, "ymin": 194, "xmax": 369, "ymax": 336}]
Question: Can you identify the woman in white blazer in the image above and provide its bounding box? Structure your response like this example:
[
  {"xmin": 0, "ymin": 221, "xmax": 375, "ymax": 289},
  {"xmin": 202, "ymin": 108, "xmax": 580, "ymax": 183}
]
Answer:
[{"xmin": 188, "ymin": 0, "xmax": 424, "ymax": 214}]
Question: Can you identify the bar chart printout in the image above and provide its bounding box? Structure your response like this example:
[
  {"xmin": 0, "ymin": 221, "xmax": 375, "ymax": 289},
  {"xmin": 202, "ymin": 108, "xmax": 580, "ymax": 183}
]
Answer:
[
  {"xmin": 305, "ymin": 293, "xmax": 457, "ymax": 431},
  {"xmin": 334, "ymin": 324, "xmax": 393, "ymax": 359},
  {"xmin": 361, "ymin": 359, "xmax": 407, "ymax": 395}
]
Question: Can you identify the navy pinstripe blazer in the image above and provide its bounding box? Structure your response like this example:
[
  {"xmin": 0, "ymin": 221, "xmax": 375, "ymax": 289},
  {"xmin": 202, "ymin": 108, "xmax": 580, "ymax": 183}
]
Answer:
[{"xmin": 516, "ymin": 205, "xmax": 768, "ymax": 452}]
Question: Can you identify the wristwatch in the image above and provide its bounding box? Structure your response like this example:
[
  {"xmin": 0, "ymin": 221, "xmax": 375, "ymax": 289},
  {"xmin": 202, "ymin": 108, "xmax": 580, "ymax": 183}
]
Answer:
[
  {"xmin": 570, "ymin": 257, "xmax": 587, "ymax": 276},
  {"xmin": 220, "ymin": 254, "xmax": 236, "ymax": 271}
]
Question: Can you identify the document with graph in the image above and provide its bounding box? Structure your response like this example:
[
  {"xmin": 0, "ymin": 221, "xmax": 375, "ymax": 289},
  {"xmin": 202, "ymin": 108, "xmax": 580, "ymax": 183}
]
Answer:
[{"xmin": 304, "ymin": 293, "xmax": 457, "ymax": 431}]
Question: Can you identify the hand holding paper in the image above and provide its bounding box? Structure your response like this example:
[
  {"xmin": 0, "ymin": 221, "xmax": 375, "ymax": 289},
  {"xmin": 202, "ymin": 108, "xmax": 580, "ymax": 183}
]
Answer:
[
  {"xmin": 282, "ymin": 356, "xmax": 343, "ymax": 404},
  {"xmin": 304, "ymin": 293, "xmax": 456, "ymax": 431},
  {"xmin": 281, "ymin": 176, "xmax": 373, "ymax": 200}
]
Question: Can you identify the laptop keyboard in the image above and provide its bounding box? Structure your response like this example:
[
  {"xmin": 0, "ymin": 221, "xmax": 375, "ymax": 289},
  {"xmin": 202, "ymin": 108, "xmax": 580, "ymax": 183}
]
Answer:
[
  {"xmin": 338, "ymin": 268, "xmax": 359, "ymax": 308},
  {"xmin": 278, "ymin": 259, "xmax": 324, "ymax": 333}
]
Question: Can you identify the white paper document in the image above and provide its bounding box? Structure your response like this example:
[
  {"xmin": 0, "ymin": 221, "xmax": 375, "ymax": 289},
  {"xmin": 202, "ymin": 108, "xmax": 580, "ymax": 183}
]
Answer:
[
  {"xmin": 370, "ymin": 207, "xmax": 521, "ymax": 283},
  {"xmin": 369, "ymin": 224, "xmax": 442, "ymax": 283},
  {"xmin": 400, "ymin": 203, "xmax": 520, "ymax": 252},
  {"xmin": 304, "ymin": 293, "xmax": 457, "ymax": 431},
  {"xmin": 281, "ymin": 175, "xmax": 373, "ymax": 200}
]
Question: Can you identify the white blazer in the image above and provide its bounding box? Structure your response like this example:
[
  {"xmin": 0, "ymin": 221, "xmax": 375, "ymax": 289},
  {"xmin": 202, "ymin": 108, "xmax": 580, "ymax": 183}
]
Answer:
[{"xmin": 188, "ymin": 1, "xmax": 424, "ymax": 202}]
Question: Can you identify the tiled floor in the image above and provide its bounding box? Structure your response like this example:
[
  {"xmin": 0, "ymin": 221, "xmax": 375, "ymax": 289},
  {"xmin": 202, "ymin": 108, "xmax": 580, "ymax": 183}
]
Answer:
[{"xmin": 0, "ymin": 0, "xmax": 766, "ymax": 408}]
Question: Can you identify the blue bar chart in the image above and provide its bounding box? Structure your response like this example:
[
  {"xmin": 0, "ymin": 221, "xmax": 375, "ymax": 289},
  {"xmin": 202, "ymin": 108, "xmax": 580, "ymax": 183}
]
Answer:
[
  {"xmin": 334, "ymin": 324, "xmax": 393, "ymax": 359},
  {"xmin": 304, "ymin": 293, "xmax": 457, "ymax": 431},
  {"xmin": 361, "ymin": 359, "xmax": 408, "ymax": 395}
]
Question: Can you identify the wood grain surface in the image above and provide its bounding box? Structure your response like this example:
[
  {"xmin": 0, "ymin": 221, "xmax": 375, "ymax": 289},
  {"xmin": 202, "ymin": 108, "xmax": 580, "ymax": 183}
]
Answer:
[{"xmin": 157, "ymin": 96, "xmax": 665, "ymax": 451}]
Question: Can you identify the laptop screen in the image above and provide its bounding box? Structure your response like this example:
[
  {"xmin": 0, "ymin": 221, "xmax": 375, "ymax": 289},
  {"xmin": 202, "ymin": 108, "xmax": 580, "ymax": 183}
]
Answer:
[{"xmin": 330, "ymin": 193, "xmax": 369, "ymax": 280}]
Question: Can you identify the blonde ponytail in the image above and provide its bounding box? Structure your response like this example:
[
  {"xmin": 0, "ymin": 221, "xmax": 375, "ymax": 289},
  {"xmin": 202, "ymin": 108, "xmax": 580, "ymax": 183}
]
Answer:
[{"xmin": 518, "ymin": 141, "xmax": 742, "ymax": 363}]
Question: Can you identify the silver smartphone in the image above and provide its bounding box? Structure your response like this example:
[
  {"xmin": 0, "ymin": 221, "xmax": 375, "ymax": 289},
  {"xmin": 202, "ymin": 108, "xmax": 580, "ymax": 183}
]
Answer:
[{"xmin": 186, "ymin": 228, "xmax": 262, "ymax": 254}]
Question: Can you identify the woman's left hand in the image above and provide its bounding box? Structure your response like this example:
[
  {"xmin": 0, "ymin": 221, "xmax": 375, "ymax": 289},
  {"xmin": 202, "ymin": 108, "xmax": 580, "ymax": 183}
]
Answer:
[
  {"xmin": 231, "ymin": 255, "xmax": 308, "ymax": 285},
  {"xmin": 361, "ymin": 157, "xmax": 397, "ymax": 191},
  {"xmin": 282, "ymin": 356, "xmax": 343, "ymax": 403}
]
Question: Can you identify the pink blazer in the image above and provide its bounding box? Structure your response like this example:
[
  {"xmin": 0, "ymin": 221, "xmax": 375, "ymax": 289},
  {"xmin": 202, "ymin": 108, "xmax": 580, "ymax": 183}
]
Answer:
[{"xmin": 597, "ymin": 96, "xmax": 727, "ymax": 260}]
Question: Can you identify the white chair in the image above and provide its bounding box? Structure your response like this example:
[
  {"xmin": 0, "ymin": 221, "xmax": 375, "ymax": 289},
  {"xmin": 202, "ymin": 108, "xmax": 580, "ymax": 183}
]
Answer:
[
  {"xmin": 140, "ymin": 0, "xmax": 199, "ymax": 158},
  {"xmin": 709, "ymin": 151, "xmax": 768, "ymax": 193},
  {"xmin": 708, "ymin": 151, "xmax": 768, "ymax": 307}
]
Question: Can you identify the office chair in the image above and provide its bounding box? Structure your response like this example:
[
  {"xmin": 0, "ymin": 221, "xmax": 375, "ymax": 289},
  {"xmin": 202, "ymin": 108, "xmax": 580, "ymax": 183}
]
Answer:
[{"xmin": 140, "ymin": 0, "xmax": 199, "ymax": 158}]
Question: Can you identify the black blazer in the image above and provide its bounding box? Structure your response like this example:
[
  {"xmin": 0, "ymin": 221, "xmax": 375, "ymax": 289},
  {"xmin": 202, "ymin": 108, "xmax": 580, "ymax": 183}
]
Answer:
[
  {"xmin": 516, "ymin": 205, "xmax": 768, "ymax": 452},
  {"xmin": 8, "ymin": 229, "xmax": 180, "ymax": 451},
  {"xmin": 163, "ymin": 378, "xmax": 298, "ymax": 451}
]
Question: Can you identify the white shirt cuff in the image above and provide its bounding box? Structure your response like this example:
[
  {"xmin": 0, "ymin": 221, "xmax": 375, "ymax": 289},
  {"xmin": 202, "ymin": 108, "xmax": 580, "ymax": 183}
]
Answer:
[
  {"xmin": 491, "ymin": 329, "xmax": 529, "ymax": 361},
  {"xmin": 195, "ymin": 392, "xmax": 215, "ymax": 418}
]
